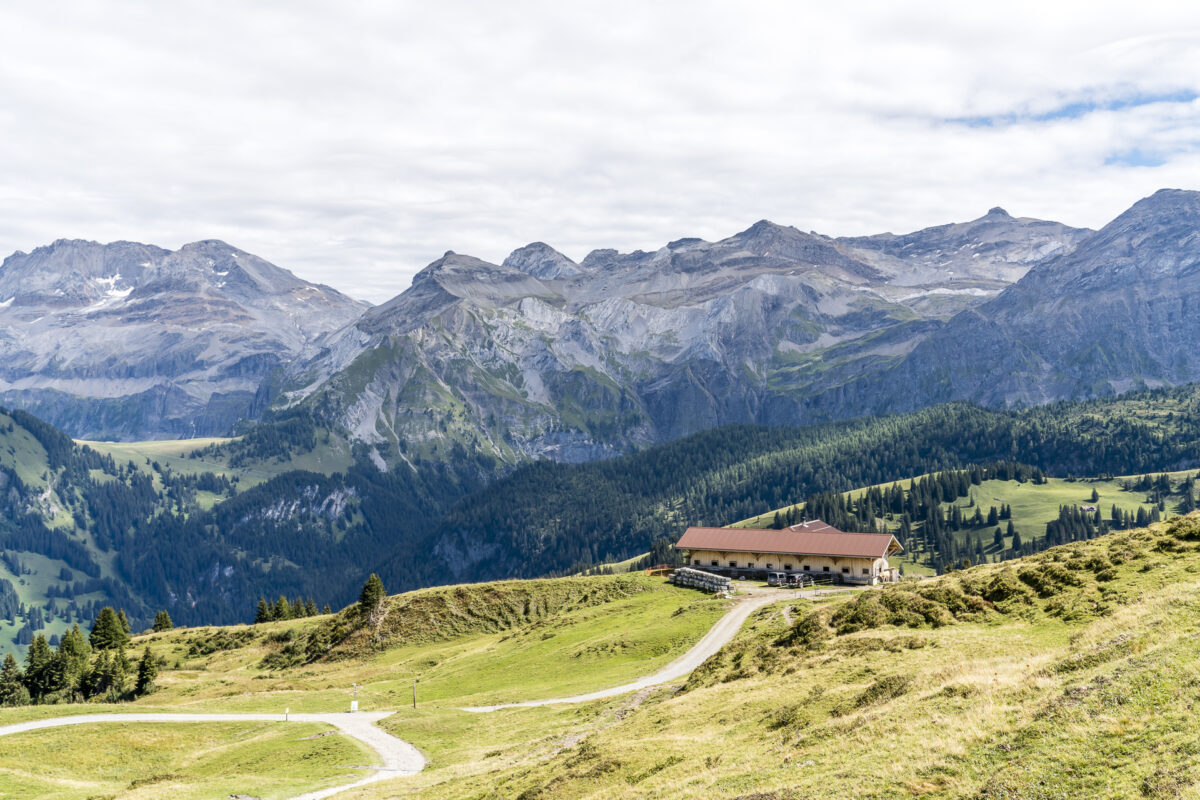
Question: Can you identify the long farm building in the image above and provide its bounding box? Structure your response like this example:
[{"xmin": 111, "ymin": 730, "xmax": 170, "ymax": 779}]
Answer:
[{"xmin": 676, "ymin": 520, "xmax": 902, "ymax": 585}]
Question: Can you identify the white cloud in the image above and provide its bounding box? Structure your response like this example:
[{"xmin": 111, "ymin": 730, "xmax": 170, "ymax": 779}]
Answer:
[{"xmin": 1, "ymin": 0, "xmax": 1199, "ymax": 302}]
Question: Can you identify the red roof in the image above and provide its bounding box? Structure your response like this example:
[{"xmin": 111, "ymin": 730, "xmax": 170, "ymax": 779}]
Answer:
[{"xmin": 676, "ymin": 520, "xmax": 902, "ymax": 559}]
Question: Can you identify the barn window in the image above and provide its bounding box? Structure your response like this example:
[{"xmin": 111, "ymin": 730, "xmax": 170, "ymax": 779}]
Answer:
[
  {"xmin": 692, "ymin": 559, "xmax": 700, "ymax": 565},
  {"xmin": 747, "ymin": 562, "xmax": 755, "ymax": 568},
  {"xmin": 729, "ymin": 561, "xmax": 737, "ymax": 568},
  {"xmin": 822, "ymin": 566, "xmax": 830, "ymax": 572},
  {"xmin": 784, "ymin": 564, "xmax": 792, "ymax": 570},
  {"xmin": 841, "ymin": 567, "xmax": 850, "ymax": 574},
  {"xmin": 711, "ymin": 560, "xmax": 718, "ymax": 567},
  {"xmin": 803, "ymin": 564, "xmax": 810, "ymax": 571},
  {"xmin": 765, "ymin": 563, "xmax": 773, "ymax": 569},
  {"xmin": 862, "ymin": 568, "xmax": 870, "ymax": 575}
]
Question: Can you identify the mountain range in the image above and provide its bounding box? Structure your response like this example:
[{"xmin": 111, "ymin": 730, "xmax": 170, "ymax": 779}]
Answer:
[{"xmin": 1, "ymin": 189, "xmax": 1198, "ymax": 472}]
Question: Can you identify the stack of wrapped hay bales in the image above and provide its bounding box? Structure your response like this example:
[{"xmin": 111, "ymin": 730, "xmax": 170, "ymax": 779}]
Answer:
[{"xmin": 669, "ymin": 567, "xmax": 733, "ymax": 594}]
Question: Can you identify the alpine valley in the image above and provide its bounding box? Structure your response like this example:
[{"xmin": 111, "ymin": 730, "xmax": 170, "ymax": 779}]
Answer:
[{"xmin": 6, "ymin": 189, "xmax": 1200, "ymax": 646}]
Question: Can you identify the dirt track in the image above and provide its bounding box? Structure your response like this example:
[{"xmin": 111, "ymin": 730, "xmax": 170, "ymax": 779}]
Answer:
[{"xmin": 462, "ymin": 586, "xmax": 816, "ymax": 712}]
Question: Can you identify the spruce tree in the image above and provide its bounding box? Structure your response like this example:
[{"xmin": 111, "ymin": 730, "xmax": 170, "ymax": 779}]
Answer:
[
  {"xmin": 56, "ymin": 624, "xmax": 92, "ymax": 697},
  {"xmin": 90, "ymin": 607, "xmax": 129, "ymax": 650},
  {"xmin": 359, "ymin": 574, "xmax": 385, "ymax": 617},
  {"xmin": 255, "ymin": 598, "xmax": 272, "ymax": 623},
  {"xmin": 116, "ymin": 609, "xmax": 130, "ymax": 635},
  {"xmin": 152, "ymin": 610, "xmax": 173, "ymax": 632},
  {"xmin": 135, "ymin": 646, "xmax": 158, "ymax": 696},
  {"xmin": 23, "ymin": 634, "xmax": 53, "ymax": 700},
  {"xmin": 0, "ymin": 653, "xmax": 28, "ymax": 706},
  {"xmin": 304, "ymin": 599, "xmax": 318, "ymax": 617}
]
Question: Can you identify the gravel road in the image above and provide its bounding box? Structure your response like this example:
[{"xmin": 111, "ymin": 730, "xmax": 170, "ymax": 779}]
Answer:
[
  {"xmin": 462, "ymin": 587, "xmax": 812, "ymax": 712},
  {"xmin": 0, "ymin": 585, "xmax": 839, "ymax": 796}
]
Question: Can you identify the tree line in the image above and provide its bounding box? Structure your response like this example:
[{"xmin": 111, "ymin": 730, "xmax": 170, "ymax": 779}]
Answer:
[{"xmin": 0, "ymin": 606, "xmax": 169, "ymax": 707}]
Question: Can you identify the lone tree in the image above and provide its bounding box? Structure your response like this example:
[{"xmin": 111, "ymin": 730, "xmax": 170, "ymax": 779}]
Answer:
[
  {"xmin": 152, "ymin": 610, "xmax": 173, "ymax": 632},
  {"xmin": 359, "ymin": 574, "xmax": 385, "ymax": 615},
  {"xmin": 135, "ymin": 646, "xmax": 158, "ymax": 696},
  {"xmin": 90, "ymin": 607, "xmax": 131, "ymax": 651}
]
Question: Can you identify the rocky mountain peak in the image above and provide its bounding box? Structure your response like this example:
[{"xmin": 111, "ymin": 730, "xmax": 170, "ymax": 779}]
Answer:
[
  {"xmin": 502, "ymin": 242, "xmax": 581, "ymax": 279},
  {"xmin": 985, "ymin": 206, "xmax": 1011, "ymax": 218},
  {"xmin": 0, "ymin": 238, "xmax": 368, "ymax": 439}
]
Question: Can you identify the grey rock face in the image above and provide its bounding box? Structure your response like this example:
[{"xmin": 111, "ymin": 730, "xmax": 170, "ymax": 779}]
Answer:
[
  {"xmin": 286, "ymin": 209, "xmax": 1091, "ymax": 462},
  {"xmin": 840, "ymin": 188, "xmax": 1200, "ymax": 414},
  {"xmin": 502, "ymin": 242, "xmax": 582, "ymax": 279},
  {"xmin": 0, "ymin": 239, "xmax": 367, "ymax": 439}
]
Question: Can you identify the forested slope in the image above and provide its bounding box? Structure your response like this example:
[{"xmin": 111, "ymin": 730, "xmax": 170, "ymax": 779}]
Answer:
[
  {"xmin": 7, "ymin": 384, "xmax": 1200, "ymax": 650},
  {"xmin": 409, "ymin": 385, "xmax": 1200, "ymax": 584}
]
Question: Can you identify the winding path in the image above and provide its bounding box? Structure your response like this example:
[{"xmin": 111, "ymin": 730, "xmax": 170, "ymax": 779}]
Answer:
[
  {"xmin": 0, "ymin": 587, "xmax": 837, "ymax": 796},
  {"xmin": 0, "ymin": 711, "xmax": 424, "ymax": 800},
  {"xmin": 462, "ymin": 587, "xmax": 813, "ymax": 712}
]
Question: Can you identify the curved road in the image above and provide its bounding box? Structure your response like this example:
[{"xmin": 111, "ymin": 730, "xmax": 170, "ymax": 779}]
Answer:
[
  {"xmin": 0, "ymin": 587, "xmax": 826, "ymax": 796},
  {"xmin": 0, "ymin": 711, "xmax": 424, "ymax": 800},
  {"xmin": 462, "ymin": 587, "xmax": 812, "ymax": 712}
]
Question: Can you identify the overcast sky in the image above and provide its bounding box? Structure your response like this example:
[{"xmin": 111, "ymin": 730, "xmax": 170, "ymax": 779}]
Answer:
[{"xmin": 2, "ymin": 1, "xmax": 1199, "ymax": 302}]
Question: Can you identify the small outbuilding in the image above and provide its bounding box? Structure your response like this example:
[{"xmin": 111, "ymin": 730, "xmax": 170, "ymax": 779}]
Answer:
[{"xmin": 676, "ymin": 519, "xmax": 903, "ymax": 585}]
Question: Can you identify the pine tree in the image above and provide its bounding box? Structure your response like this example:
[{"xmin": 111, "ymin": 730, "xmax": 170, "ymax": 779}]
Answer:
[
  {"xmin": 274, "ymin": 596, "xmax": 291, "ymax": 621},
  {"xmin": 0, "ymin": 653, "xmax": 28, "ymax": 706},
  {"xmin": 1090, "ymin": 487, "xmax": 1100, "ymax": 503},
  {"xmin": 359, "ymin": 574, "xmax": 385, "ymax": 617},
  {"xmin": 255, "ymin": 598, "xmax": 272, "ymax": 623},
  {"xmin": 90, "ymin": 607, "xmax": 130, "ymax": 650},
  {"xmin": 116, "ymin": 609, "xmax": 130, "ymax": 635},
  {"xmin": 152, "ymin": 610, "xmax": 173, "ymax": 632},
  {"xmin": 23, "ymin": 634, "xmax": 53, "ymax": 700},
  {"xmin": 135, "ymin": 646, "xmax": 158, "ymax": 696},
  {"xmin": 55, "ymin": 624, "xmax": 92, "ymax": 697},
  {"xmin": 304, "ymin": 599, "xmax": 318, "ymax": 617}
]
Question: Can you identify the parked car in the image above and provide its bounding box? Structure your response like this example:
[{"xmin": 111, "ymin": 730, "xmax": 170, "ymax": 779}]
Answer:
[{"xmin": 767, "ymin": 571, "xmax": 786, "ymax": 587}]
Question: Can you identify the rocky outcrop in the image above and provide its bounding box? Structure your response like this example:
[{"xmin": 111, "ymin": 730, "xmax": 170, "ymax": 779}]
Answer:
[{"xmin": 0, "ymin": 239, "xmax": 367, "ymax": 439}]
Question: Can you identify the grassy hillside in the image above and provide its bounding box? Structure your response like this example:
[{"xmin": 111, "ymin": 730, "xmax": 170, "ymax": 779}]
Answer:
[
  {"xmin": 0, "ymin": 721, "xmax": 373, "ymax": 800},
  {"xmin": 6, "ymin": 521, "xmax": 1200, "ymax": 797},
  {"xmin": 0, "ymin": 573, "xmax": 728, "ymax": 797},
  {"xmin": 400, "ymin": 514, "xmax": 1200, "ymax": 799}
]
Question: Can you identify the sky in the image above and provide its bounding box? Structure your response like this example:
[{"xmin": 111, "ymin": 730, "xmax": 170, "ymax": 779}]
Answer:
[{"xmin": 1, "ymin": 1, "xmax": 1199, "ymax": 303}]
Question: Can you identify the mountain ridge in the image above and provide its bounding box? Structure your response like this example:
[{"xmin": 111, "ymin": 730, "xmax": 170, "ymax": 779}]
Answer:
[
  {"xmin": 281, "ymin": 204, "xmax": 1093, "ymax": 463},
  {"xmin": 0, "ymin": 239, "xmax": 368, "ymax": 440}
]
